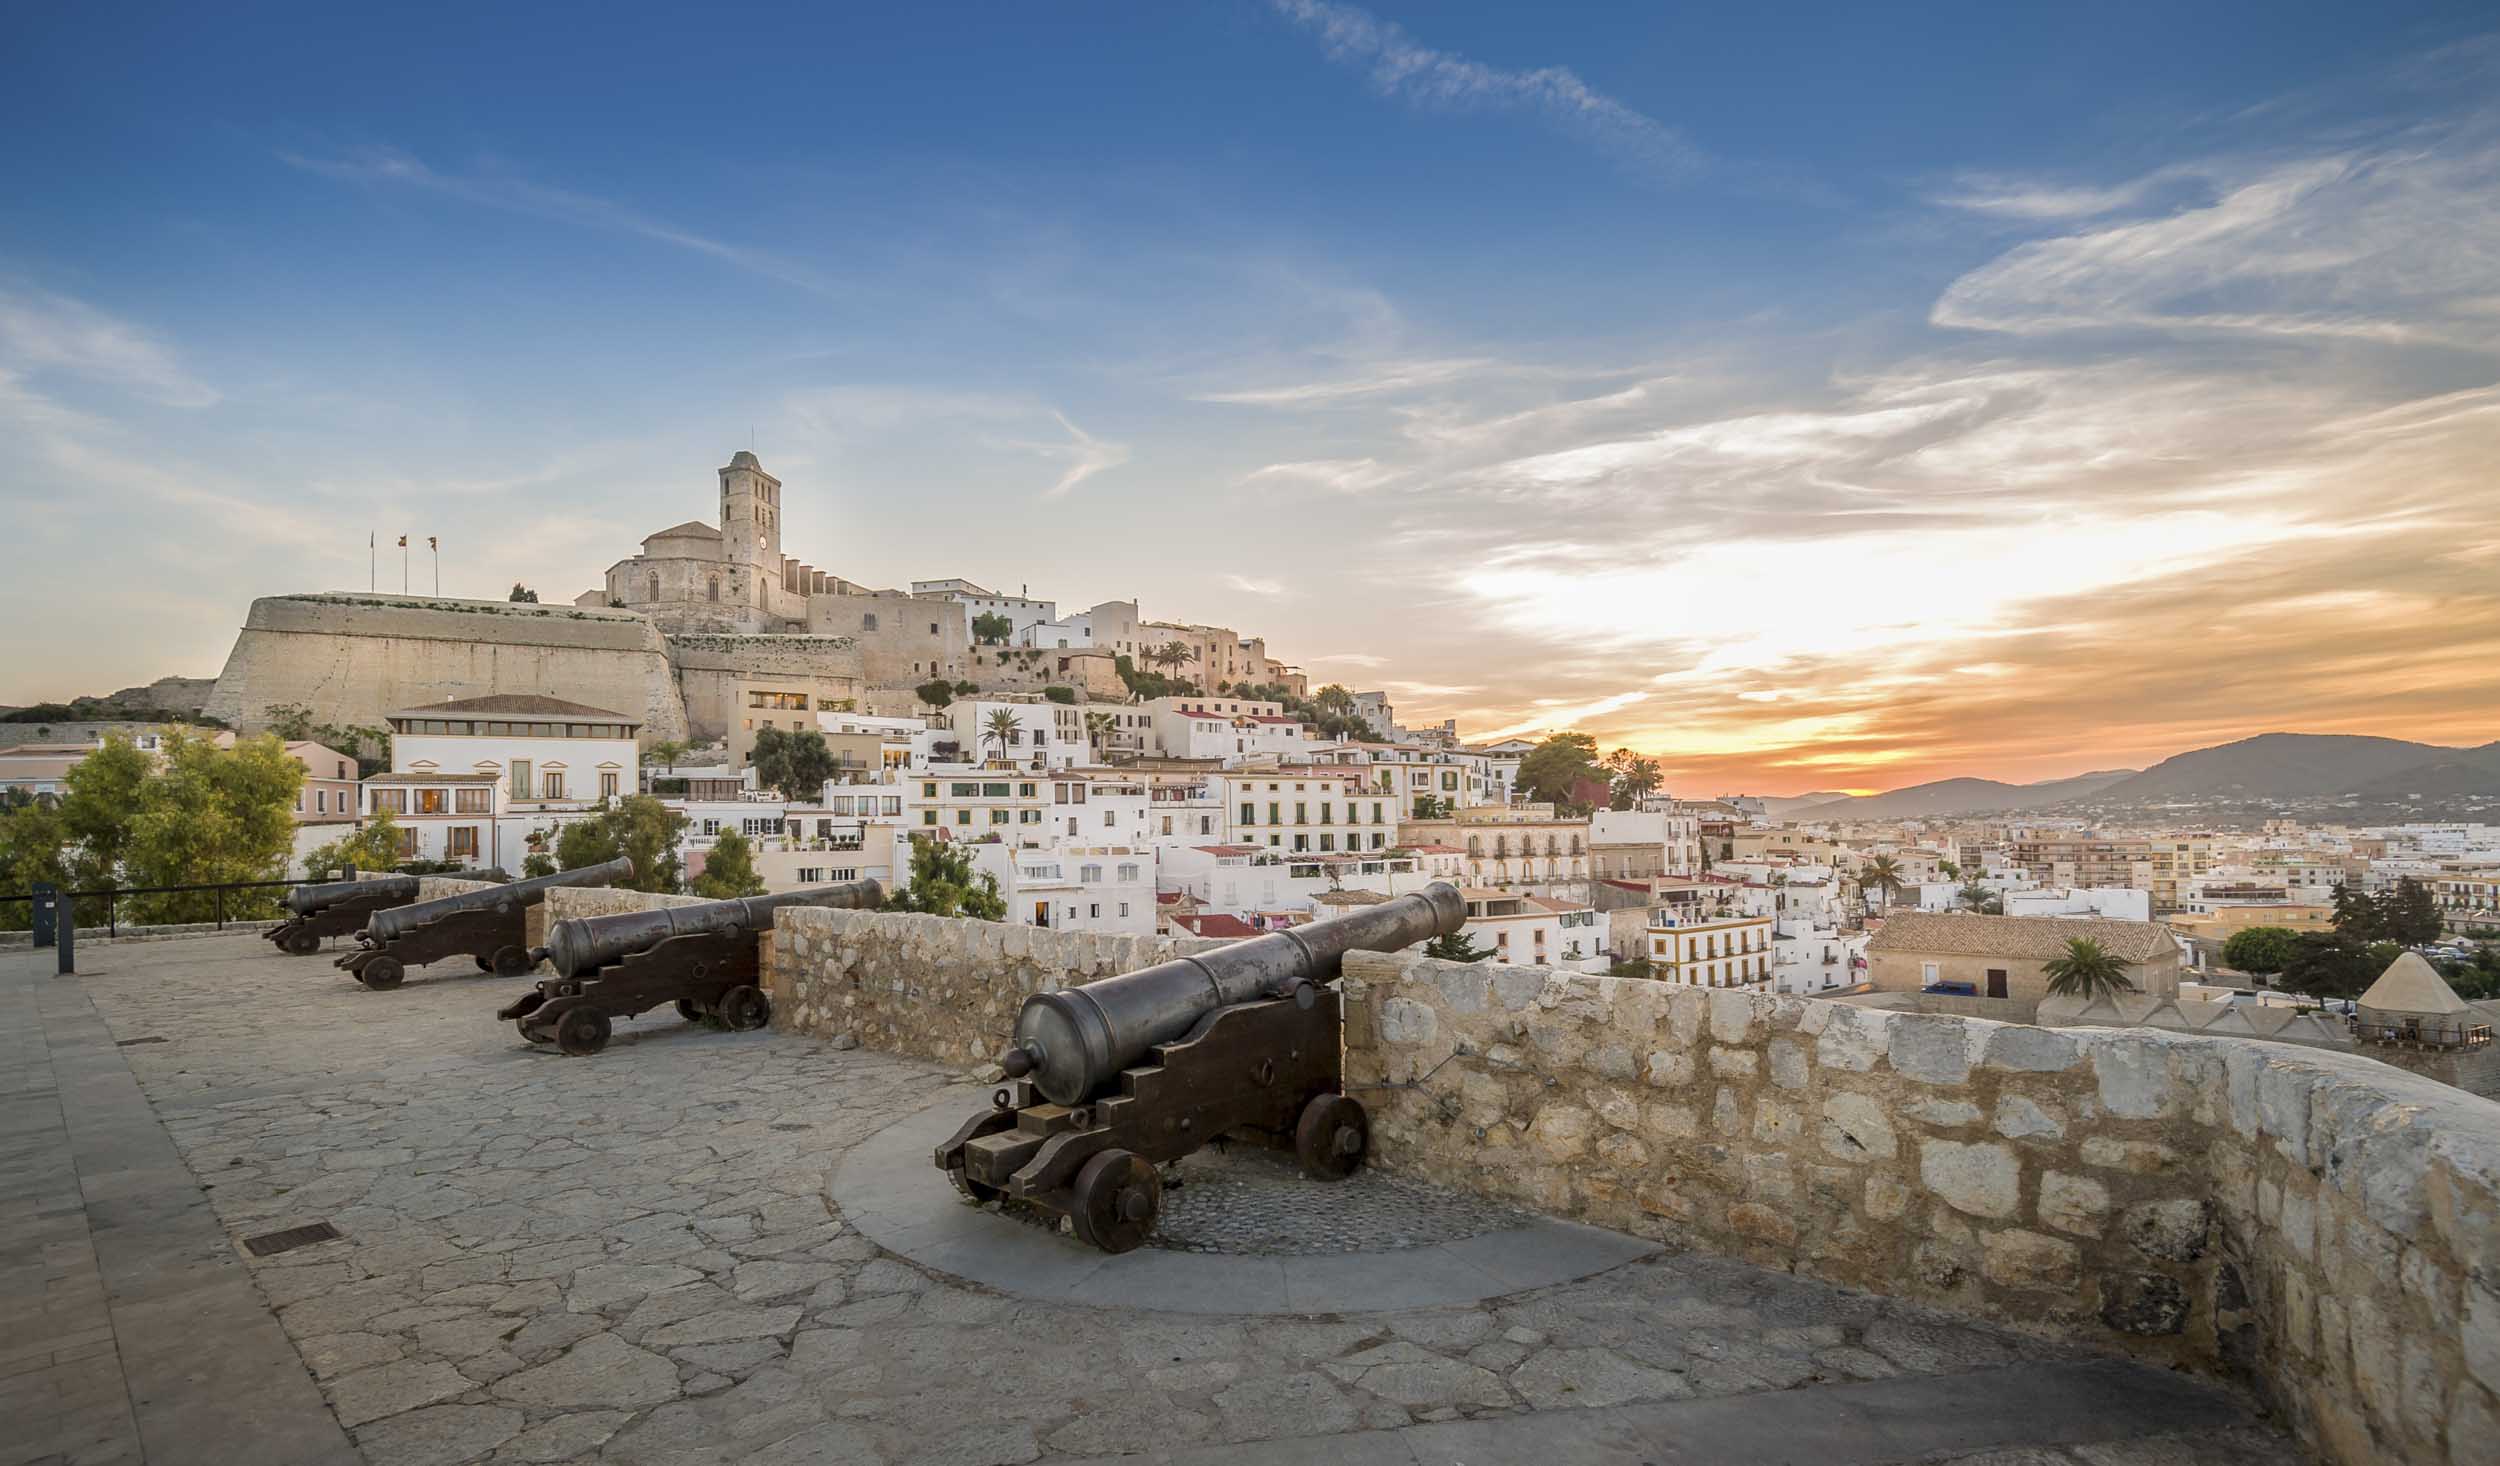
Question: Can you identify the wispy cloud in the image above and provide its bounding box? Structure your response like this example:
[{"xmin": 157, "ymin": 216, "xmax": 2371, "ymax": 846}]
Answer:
[
  {"xmin": 1196, "ymin": 356, "xmax": 1496, "ymax": 405},
  {"xmin": 1225, "ymin": 574, "xmax": 1284, "ymax": 595},
  {"xmin": 0, "ymin": 286, "xmax": 218, "ymax": 408},
  {"xmin": 1267, "ymin": 0, "xmax": 1706, "ymax": 184},
  {"xmin": 281, "ymin": 147, "xmax": 845, "ymax": 299},
  {"xmin": 1241, "ymin": 457, "xmax": 1401, "ymax": 493},
  {"xmin": 1035, "ymin": 411, "xmax": 1130, "ymax": 500}
]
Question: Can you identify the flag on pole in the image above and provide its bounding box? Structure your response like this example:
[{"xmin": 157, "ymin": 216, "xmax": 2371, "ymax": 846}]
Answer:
[
  {"xmin": 397, "ymin": 534, "xmax": 408, "ymax": 547},
  {"xmin": 428, "ymin": 536, "xmax": 438, "ymax": 550}
]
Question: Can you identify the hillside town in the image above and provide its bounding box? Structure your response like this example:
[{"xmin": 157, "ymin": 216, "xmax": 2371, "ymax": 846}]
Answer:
[{"xmin": 8, "ymin": 452, "xmax": 2498, "ymax": 1103}]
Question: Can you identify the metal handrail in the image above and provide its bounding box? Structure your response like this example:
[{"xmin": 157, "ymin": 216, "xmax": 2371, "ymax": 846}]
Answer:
[{"xmin": 1, "ymin": 876, "xmax": 342, "ymax": 937}]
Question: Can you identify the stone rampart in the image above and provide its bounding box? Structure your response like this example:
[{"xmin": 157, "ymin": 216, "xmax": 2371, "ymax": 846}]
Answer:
[
  {"xmin": 665, "ymin": 633, "xmax": 864, "ymax": 741},
  {"xmin": 767, "ymin": 907, "xmax": 1219, "ymax": 1066},
  {"xmin": 203, "ymin": 593, "xmax": 690, "ymax": 741},
  {"xmin": 1338, "ymin": 951, "xmax": 2500, "ymax": 1466}
]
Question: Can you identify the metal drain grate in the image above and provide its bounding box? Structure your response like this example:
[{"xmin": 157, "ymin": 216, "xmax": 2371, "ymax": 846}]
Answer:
[
  {"xmin": 242, "ymin": 1222, "xmax": 342, "ymax": 1257},
  {"xmin": 115, "ymin": 1036, "xmax": 168, "ymax": 1047}
]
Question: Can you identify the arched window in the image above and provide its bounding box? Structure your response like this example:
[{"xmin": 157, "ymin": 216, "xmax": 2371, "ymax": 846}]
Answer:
[
  {"xmin": 707, "ymin": 578, "xmax": 720, "ymax": 603},
  {"xmin": 645, "ymin": 574, "xmax": 659, "ymax": 602},
  {"xmin": 1467, "ymin": 836, "xmax": 1482, "ymax": 856}
]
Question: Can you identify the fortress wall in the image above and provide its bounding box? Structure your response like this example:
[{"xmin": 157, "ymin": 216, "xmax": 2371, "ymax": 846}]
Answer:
[
  {"xmin": 665, "ymin": 634, "xmax": 866, "ymax": 742},
  {"xmin": 204, "ymin": 593, "xmax": 690, "ymax": 742},
  {"xmin": 808, "ymin": 592, "xmax": 973, "ymax": 689}
]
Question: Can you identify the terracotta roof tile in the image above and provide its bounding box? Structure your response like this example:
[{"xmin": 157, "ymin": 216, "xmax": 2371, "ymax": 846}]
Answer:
[{"xmin": 1865, "ymin": 912, "xmax": 2177, "ymax": 963}]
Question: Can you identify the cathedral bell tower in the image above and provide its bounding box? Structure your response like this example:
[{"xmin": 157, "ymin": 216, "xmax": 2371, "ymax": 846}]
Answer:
[{"xmin": 718, "ymin": 451, "xmax": 781, "ymax": 572}]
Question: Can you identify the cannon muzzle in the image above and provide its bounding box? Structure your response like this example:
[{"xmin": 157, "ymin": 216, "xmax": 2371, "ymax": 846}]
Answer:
[
  {"xmin": 542, "ymin": 879, "xmax": 885, "ymax": 979},
  {"xmin": 1002, "ymin": 880, "xmax": 1465, "ymax": 1106},
  {"xmin": 360, "ymin": 857, "xmax": 634, "ymax": 944}
]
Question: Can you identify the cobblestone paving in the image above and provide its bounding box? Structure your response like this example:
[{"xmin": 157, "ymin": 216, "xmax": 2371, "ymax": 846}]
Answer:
[
  {"xmin": 1149, "ymin": 1144, "xmax": 1537, "ymax": 1255},
  {"xmin": 79, "ymin": 936, "xmax": 2273, "ymax": 1465}
]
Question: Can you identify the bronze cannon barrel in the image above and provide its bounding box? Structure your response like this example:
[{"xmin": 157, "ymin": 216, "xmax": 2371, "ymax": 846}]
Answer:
[
  {"xmin": 283, "ymin": 873, "xmax": 423, "ymax": 914},
  {"xmin": 542, "ymin": 879, "xmax": 885, "ymax": 979},
  {"xmin": 1001, "ymin": 880, "xmax": 1466, "ymax": 1106},
  {"xmin": 362, "ymin": 857, "xmax": 634, "ymax": 944}
]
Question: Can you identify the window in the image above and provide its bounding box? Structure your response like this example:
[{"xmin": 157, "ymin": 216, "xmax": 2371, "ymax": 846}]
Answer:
[
  {"xmin": 335, "ymin": 761, "xmax": 348, "ymax": 780},
  {"xmin": 394, "ymin": 826, "xmax": 418, "ymax": 856},
  {"xmin": 863, "ymin": 613, "xmax": 879, "ymax": 632},
  {"xmin": 1986, "ymin": 968, "xmax": 2009, "ymax": 999},
  {"xmin": 956, "ymin": 810, "xmax": 972, "ymax": 825},
  {"xmin": 313, "ymin": 789, "xmax": 326, "ymax": 814},
  {"xmin": 510, "ymin": 760, "xmax": 532, "ymax": 801},
  {"xmin": 1119, "ymin": 902, "xmax": 1130, "ymax": 919},
  {"xmin": 601, "ymin": 772, "xmax": 619, "ymax": 799},
  {"xmin": 1118, "ymin": 864, "xmax": 1139, "ymax": 883},
  {"xmin": 799, "ymin": 867, "xmax": 824, "ymax": 883},
  {"xmin": 708, "ymin": 578, "xmax": 720, "ymax": 602},
  {"xmin": 448, "ymin": 826, "xmax": 479, "ymax": 858},
  {"xmin": 416, "ymin": 788, "xmax": 448, "ymax": 815},
  {"xmin": 543, "ymin": 773, "xmax": 565, "ymax": 800},
  {"xmin": 455, "ymin": 787, "xmax": 491, "ymax": 813},
  {"xmin": 1089, "ymin": 903, "xmax": 1101, "ymax": 919},
  {"xmin": 1240, "ymin": 803, "xmax": 1256, "ymax": 825},
  {"xmin": 922, "ymin": 810, "xmax": 938, "ymax": 826},
  {"xmin": 1080, "ymin": 864, "xmax": 1103, "ymax": 883}
]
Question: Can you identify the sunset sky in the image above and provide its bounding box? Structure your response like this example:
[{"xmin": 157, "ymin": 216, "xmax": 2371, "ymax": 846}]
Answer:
[{"xmin": 4, "ymin": 3, "xmax": 2495, "ymax": 795}]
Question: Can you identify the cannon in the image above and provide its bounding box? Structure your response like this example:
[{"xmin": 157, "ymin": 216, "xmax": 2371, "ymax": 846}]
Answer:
[
  {"xmin": 264, "ymin": 873, "xmax": 427, "ymax": 955},
  {"xmin": 334, "ymin": 858, "xmax": 635, "ymax": 990},
  {"xmin": 933, "ymin": 881, "xmax": 1465, "ymax": 1253},
  {"xmin": 497, "ymin": 880, "xmax": 884, "ymax": 1056}
]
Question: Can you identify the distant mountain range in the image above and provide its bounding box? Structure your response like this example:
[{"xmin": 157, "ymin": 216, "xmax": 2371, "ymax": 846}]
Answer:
[{"xmin": 1770, "ymin": 732, "xmax": 2500, "ymax": 820}]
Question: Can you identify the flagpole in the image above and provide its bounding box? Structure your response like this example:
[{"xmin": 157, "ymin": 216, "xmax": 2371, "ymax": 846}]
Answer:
[
  {"xmin": 401, "ymin": 537, "xmax": 408, "ymax": 593},
  {"xmin": 369, "ymin": 532, "xmax": 375, "ymax": 591},
  {"xmin": 431, "ymin": 537, "xmax": 440, "ymax": 597}
]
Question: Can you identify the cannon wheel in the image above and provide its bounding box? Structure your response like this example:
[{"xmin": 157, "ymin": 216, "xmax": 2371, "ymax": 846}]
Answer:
[
  {"xmin": 474, "ymin": 955, "xmax": 495, "ymax": 972},
  {"xmin": 718, "ymin": 985, "xmax": 771, "ymax": 1032},
  {"xmin": 516, "ymin": 1019, "xmax": 552, "ymax": 1045},
  {"xmin": 356, "ymin": 956, "xmax": 406, "ymax": 991},
  {"xmin": 1294, "ymin": 1093, "xmax": 1369, "ymax": 1181},
  {"xmin": 674, "ymin": 998, "xmax": 710, "ymax": 1024},
  {"xmin": 1070, "ymin": 1149, "xmax": 1160, "ymax": 1254},
  {"xmin": 555, "ymin": 1007, "xmax": 611, "ymax": 1057},
  {"xmin": 283, "ymin": 926, "xmax": 323, "ymax": 956},
  {"xmin": 490, "ymin": 945, "xmax": 534, "ymax": 977}
]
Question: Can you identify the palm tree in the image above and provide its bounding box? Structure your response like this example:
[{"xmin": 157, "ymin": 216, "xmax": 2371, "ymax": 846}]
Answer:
[
  {"xmin": 983, "ymin": 708, "xmax": 1023, "ymax": 764},
  {"xmin": 2044, "ymin": 937, "xmax": 2136, "ymax": 1002},
  {"xmin": 1957, "ymin": 880, "xmax": 2002, "ymax": 914},
  {"xmin": 1149, "ymin": 640, "xmax": 1195, "ymax": 676},
  {"xmin": 1083, "ymin": 710, "xmax": 1117, "ymax": 755},
  {"xmin": 1859, "ymin": 855, "xmax": 1905, "ymax": 913}
]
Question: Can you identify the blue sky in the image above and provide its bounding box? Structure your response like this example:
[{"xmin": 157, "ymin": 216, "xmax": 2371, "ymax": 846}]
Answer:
[{"xmin": 5, "ymin": 3, "xmax": 2496, "ymax": 791}]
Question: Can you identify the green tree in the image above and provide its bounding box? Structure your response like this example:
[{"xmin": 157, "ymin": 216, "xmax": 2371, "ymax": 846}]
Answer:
[
  {"xmin": 884, "ymin": 838, "xmax": 1006, "ymax": 920},
  {"xmin": 915, "ymin": 679, "xmax": 956, "ymax": 709},
  {"xmin": 262, "ymin": 702, "xmax": 317, "ymax": 740},
  {"xmin": 2220, "ymin": 925, "xmax": 2301, "ymax": 977},
  {"xmin": 59, "ymin": 733, "xmax": 151, "ymax": 889},
  {"xmin": 2380, "ymin": 877, "xmax": 2444, "ymax": 946},
  {"xmin": 123, "ymin": 730, "xmax": 305, "ymax": 923},
  {"xmin": 1424, "ymin": 931, "xmax": 1491, "ymax": 963},
  {"xmin": 508, "ymin": 583, "xmax": 539, "ymax": 603},
  {"xmin": 1602, "ymin": 749, "xmax": 1663, "ymax": 810},
  {"xmin": 983, "ymin": 707, "xmax": 1024, "ymax": 762},
  {"xmin": 1314, "ymin": 684, "xmax": 1355, "ymax": 714},
  {"xmin": 1515, "ymin": 732, "xmax": 1601, "ymax": 810},
  {"xmin": 2330, "ymin": 882, "xmax": 2379, "ymax": 941},
  {"xmin": 1956, "ymin": 880, "xmax": 2002, "ymax": 914},
  {"xmin": 971, "ymin": 611, "xmax": 1013, "ymax": 645},
  {"xmin": 1411, "ymin": 793, "xmax": 1453, "ymax": 819},
  {"xmin": 692, "ymin": 829, "xmax": 768, "ymax": 898},
  {"xmin": 1149, "ymin": 640, "xmax": 1195, "ymax": 676},
  {"xmin": 1083, "ymin": 710, "xmax": 1118, "ymax": 754},
  {"xmin": 554, "ymin": 796, "xmax": 685, "ymax": 893},
  {"xmin": 951, "ymin": 679, "xmax": 978, "ymax": 696},
  {"xmin": 1937, "ymin": 860, "xmax": 1961, "ymax": 880},
  {"xmin": 2043, "ymin": 936, "xmax": 2137, "ymax": 1003},
  {"xmin": 750, "ymin": 726, "xmax": 837, "ymax": 802},
  {"xmin": 0, "ymin": 801, "xmax": 70, "ymax": 930},
  {"xmin": 1042, "ymin": 685, "xmax": 1076, "ymax": 705},
  {"xmin": 521, "ymin": 851, "xmax": 557, "ymax": 878},
  {"xmin": 1858, "ymin": 855, "xmax": 1906, "ymax": 913},
  {"xmin": 301, "ymin": 810, "xmax": 405, "ymax": 879},
  {"xmin": 2281, "ymin": 932, "xmax": 2381, "ymax": 1001}
]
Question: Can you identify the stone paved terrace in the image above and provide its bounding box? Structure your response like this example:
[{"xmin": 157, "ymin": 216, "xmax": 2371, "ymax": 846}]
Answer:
[{"xmin": 1, "ymin": 933, "xmax": 2302, "ymax": 1465}]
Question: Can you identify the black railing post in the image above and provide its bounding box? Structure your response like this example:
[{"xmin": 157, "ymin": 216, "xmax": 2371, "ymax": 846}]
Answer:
[{"xmin": 216, "ymin": 886, "xmax": 226, "ymax": 930}]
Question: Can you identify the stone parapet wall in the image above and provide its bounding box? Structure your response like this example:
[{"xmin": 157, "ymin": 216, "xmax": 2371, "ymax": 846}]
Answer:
[
  {"xmin": 1338, "ymin": 951, "xmax": 2500, "ymax": 1466},
  {"xmin": 767, "ymin": 908, "xmax": 1219, "ymax": 1067}
]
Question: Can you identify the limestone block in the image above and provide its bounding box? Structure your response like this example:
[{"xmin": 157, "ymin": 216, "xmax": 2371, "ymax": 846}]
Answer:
[
  {"xmin": 1643, "ymin": 1102, "xmax": 1698, "ymax": 1141},
  {"xmin": 1743, "ymin": 1153, "xmax": 1798, "ymax": 1207},
  {"xmin": 1730, "ymin": 1202, "xmax": 1799, "ymax": 1249},
  {"xmin": 1905, "ymin": 1098, "xmax": 1982, "ymax": 1128},
  {"xmin": 1983, "ymin": 1026, "xmax": 2078, "ymax": 1073},
  {"xmin": 1752, "ymin": 1100, "xmax": 1805, "ymax": 1146},
  {"xmin": 1815, "ymin": 1005, "xmax": 1888, "ymax": 1073},
  {"xmin": 1643, "ymin": 1049, "xmax": 1694, "ymax": 1088},
  {"xmin": 1427, "ymin": 963, "xmax": 1489, "ymax": 1014},
  {"xmin": 2079, "ymin": 1137, "xmax": 2178, "ymax": 1175},
  {"xmin": 1667, "ymin": 989, "xmax": 1707, "ymax": 1045},
  {"xmin": 1708, "ymin": 1048, "xmax": 1759, "ymax": 1079},
  {"xmin": 1992, "ymin": 1096, "xmax": 2065, "ymax": 1142},
  {"xmin": 1981, "ymin": 1229, "xmax": 2081, "ymax": 1291},
  {"xmin": 2098, "ymin": 1273, "xmax": 2190, "ymax": 1336},
  {"xmin": 1888, "ymin": 1016, "xmax": 1971, "ymax": 1086},
  {"xmin": 1488, "ymin": 965, "xmax": 1546, "ymax": 1012},
  {"xmin": 2121, "ymin": 1198, "xmax": 2212, "ymax": 1262},
  {"xmin": 1377, "ymin": 998, "xmax": 1438, "ymax": 1046},
  {"xmin": 1865, "ymin": 1173, "xmax": 1909, "ymax": 1222},
  {"xmin": 2091, "ymin": 1037, "xmax": 2172, "ymax": 1120},
  {"xmin": 1530, "ymin": 1105, "xmax": 1593, "ymax": 1161},
  {"xmin": 2256, "ymin": 1062, "xmax": 2314, "ymax": 1164},
  {"xmin": 1919, "ymin": 1139, "xmax": 2020, "ymax": 1220},
  {"xmin": 1711, "ymin": 1086, "xmax": 1745, "ymax": 1137},
  {"xmin": 1590, "ymin": 1043, "xmax": 1638, "ymax": 1082},
  {"xmin": 1767, "ymin": 1039, "xmax": 1808, "ymax": 1092},
  {"xmin": 1819, "ymin": 1092, "xmax": 1898, "ymax": 1162},
  {"xmin": 1594, "ymin": 1132, "xmax": 1649, "ymax": 1170},
  {"xmin": 2464, "ymin": 1280, "xmax": 2500, "ymax": 1397},
  {"xmin": 1706, "ymin": 988, "xmax": 1757, "ymax": 1045}
]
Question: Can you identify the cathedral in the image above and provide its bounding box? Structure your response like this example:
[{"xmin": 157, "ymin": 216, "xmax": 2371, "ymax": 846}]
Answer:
[{"xmin": 600, "ymin": 452, "xmax": 869, "ymax": 634}]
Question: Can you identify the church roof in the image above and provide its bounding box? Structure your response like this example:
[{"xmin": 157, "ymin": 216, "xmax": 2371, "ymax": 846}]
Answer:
[
  {"xmin": 390, "ymin": 694, "xmax": 638, "ymax": 721},
  {"xmin": 646, "ymin": 520, "xmax": 722, "ymax": 541},
  {"xmin": 1866, "ymin": 912, "xmax": 2177, "ymax": 963},
  {"xmin": 728, "ymin": 451, "xmax": 761, "ymax": 469},
  {"xmin": 2358, "ymin": 952, "xmax": 2470, "ymax": 1017}
]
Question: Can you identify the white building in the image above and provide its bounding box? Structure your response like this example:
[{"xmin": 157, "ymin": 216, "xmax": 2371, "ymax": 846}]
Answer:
[
  {"xmin": 1459, "ymin": 888, "xmax": 1609, "ymax": 972},
  {"xmin": 912, "ymin": 579, "xmax": 1057, "ymax": 639},
  {"xmin": 1642, "ymin": 906, "xmax": 1777, "ymax": 989},
  {"xmin": 1160, "ymin": 846, "xmax": 1441, "ymax": 916},
  {"xmin": 367, "ymin": 695, "xmax": 642, "ymax": 869},
  {"xmin": 1589, "ymin": 809, "xmax": 1703, "ymax": 881},
  {"xmin": 1149, "ymin": 696, "xmax": 1310, "ymax": 763},
  {"xmin": 944, "ymin": 699, "xmax": 1086, "ymax": 771},
  {"xmin": 1220, "ymin": 769, "xmax": 1400, "ymax": 856},
  {"xmin": 2002, "ymin": 887, "xmax": 2153, "ymax": 922},
  {"xmin": 1006, "ymin": 844, "xmax": 1156, "ymax": 934}
]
